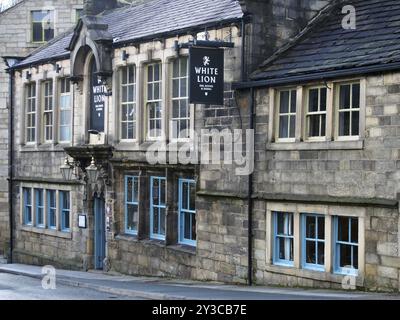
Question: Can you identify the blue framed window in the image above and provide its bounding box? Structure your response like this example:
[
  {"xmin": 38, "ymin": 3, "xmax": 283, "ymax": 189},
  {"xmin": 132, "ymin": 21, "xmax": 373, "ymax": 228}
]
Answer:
[
  {"xmin": 23, "ymin": 188, "xmax": 33, "ymax": 225},
  {"xmin": 334, "ymin": 216, "xmax": 359, "ymax": 275},
  {"xmin": 125, "ymin": 176, "xmax": 139, "ymax": 235},
  {"xmin": 150, "ymin": 176, "xmax": 166, "ymax": 240},
  {"xmin": 60, "ymin": 191, "xmax": 70, "ymax": 232},
  {"xmin": 178, "ymin": 179, "xmax": 196, "ymax": 246},
  {"xmin": 302, "ymin": 214, "xmax": 325, "ymax": 271},
  {"xmin": 47, "ymin": 190, "xmax": 56, "ymax": 229},
  {"xmin": 35, "ymin": 189, "xmax": 45, "ymax": 227},
  {"xmin": 273, "ymin": 212, "xmax": 294, "ymax": 266}
]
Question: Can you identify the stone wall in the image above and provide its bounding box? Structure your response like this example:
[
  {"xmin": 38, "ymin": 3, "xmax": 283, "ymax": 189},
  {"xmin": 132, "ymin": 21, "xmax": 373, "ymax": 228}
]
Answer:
[{"xmin": 0, "ymin": 0, "xmax": 84, "ymax": 257}]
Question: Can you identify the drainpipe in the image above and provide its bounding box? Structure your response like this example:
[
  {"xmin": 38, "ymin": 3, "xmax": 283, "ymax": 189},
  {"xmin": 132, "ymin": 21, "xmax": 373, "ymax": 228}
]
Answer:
[
  {"xmin": 6, "ymin": 68, "xmax": 14, "ymax": 263},
  {"xmin": 247, "ymin": 87, "xmax": 255, "ymax": 286}
]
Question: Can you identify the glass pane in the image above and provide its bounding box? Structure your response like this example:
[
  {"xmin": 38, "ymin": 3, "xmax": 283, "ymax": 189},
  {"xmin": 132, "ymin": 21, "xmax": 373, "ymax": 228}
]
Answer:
[
  {"xmin": 172, "ymin": 100, "xmax": 180, "ymax": 118},
  {"xmin": 173, "ymin": 59, "xmax": 179, "ymax": 78},
  {"xmin": 320, "ymin": 88, "xmax": 327, "ymax": 111},
  {"xmin": 351, "ymin": 218, "xmax": 358, "ymax": 244},
  {"xmin": 122, "ymin": 67, "xmax": 128, "ymax": 84},
  {"xmin": 352, "ymin": 84, "xmax": 360, "ymax": 108},
  {"xmin": 353, "ymin": 246, "xmax": 359, "ymax": 269},
  {"xmin": 352, "ymin": 111, "xmax": 359, "ymax": 136},
  {"xmin": 289, "ymin": 115, "xmax": 296, "ymax": 138},
  {"xmin": 148, "ymin": 65, "xmax": 153, "ymax": 82},
  {"xmin": 339, "ymin": 244, "xmax": 352, "ymax": 268},
  {"xmin": 278, "ymin": 237, "xmax": 293, "ymax": 261},
  {"xmin": 318, "ymin": 217, "xmax": 325, "ymax": 239},
  {"xmin": 306, "ymin": 240, "xmax": 316, "ymax": 264},
  {"xmin": 154, "ymin": 64, "xmax": 160, "ymax": 81},
  {"xmin": 321, "ymin": 114, "xmax": 326, "ymax": 136},
  {"xmin": 279, "ymin": 91, "xmax": 289, "ymax": 113},
  {"xmin": 154, "ymin": 83, "xmax": 160, "ymax": 100},
  {"xmin": 306, "ymin": 216, "xmax": 316, "ymax": 238},
  {"xmin": 189, "ymin": 182, "xmax": 196, "ymax": 211},
  {"xmin": 180, "ymin": 100, "xmax": 187, "ymax": 118},
  {"xmin": 339, "ymin": 84, "xmax": 351, "ymax": 109},
  {"xmin": 32, "ymin": 23, "xmax": 43, "ymax": 42},
  {"xmin": 152, "ymin": 178, "xmax": 159, "ymax": 204},
  {"xmin": 181, "ymin": 79, "xmax": 187, "ymax": 97},
  {"xmin": 60, "ymin": 127, "xmax": 71, "ymax": 141},
  {"xmin": 317, "ymin": 242, "xmax": 325, "ymax": 265},
  {"xmin": 126, "ymin": 177, "xmax": 133, "ymax": 202},
  {"xmin": 184, "ymin": 212, "xmax": 191, "ymax": 239},
  {"xmin": 337, "ymin": 216, "xmax": 349, "ymax": 242},
  {"xmin": 173, "ymin": 79, "xmax": 179, "ymax": 98},
  {"xmin": 127, "ymin": 204, "xmax": 138, "ymax": 231},
  {"xmin": 308, "ymin": 115, "xmax": 320, "ymax": 137},
  {"xmin": 159, "ymin": 208, "xmax": 166, "ymax": 235},
  {"xmin": 128, "ymin": 86, "xmax": 134, "ymax": 102},
  {"xmin": 180, "ymin": 57, "xmax": 188, "ymax": 77},
  {"xmin": 133, "ymin": 178, "xmax": 139, "ymax": 202},
  {"xmin": 182, "ymin": 182, "xmax": 188, "ymax": 210},
  {"xmin": 309, "ymin": 89, "xmax": 319, "ymax": 112},
  {"xmin": 37, "ymin": 208, "xmax": 43, "ymax": 225},
  {"xmin": 44, "ymin": 27, "xmax": 54, "ymax": 41},
  {"xmin": 160, "ymin": 179, "xmax": 166, "ymax": 205},
  {"xmin": 192, "ymin": 213, "xmax": 197, "ymax": 241},
  {"xmin": 153, "ymin": 208, "xmax": 159, "ymax": 234},
  {"xmin": 128, "ymin": 66, "xmax": 135, "ymax": 84},
  {"xmin": 279, "ymin": 116, "xmax": 289, "ymax": 139},
  {"xmin": 63, "ymin": 211, "xmax": 70, "ymax": 230},
  {"xmin": 339, "ymin": 112, "xmax": 350, "ymax": 136},
  {"xmin": 290, "ymin": 90, "xmax": 297, "ymax": 113},
  {"xmin": 277, "ymin": 213, "xmax": 284, "ymax": 235}
]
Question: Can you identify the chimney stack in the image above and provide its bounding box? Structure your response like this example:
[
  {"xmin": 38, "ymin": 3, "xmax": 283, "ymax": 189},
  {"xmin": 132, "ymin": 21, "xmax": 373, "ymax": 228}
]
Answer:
[{"xmin": 84, "ymin": 0, "xmax": 118, "ymax": 16}]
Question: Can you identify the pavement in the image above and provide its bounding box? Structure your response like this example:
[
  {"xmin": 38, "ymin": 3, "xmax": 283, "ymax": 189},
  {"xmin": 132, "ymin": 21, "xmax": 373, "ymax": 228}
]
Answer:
[{"xmin": 0, "ymin": 263, "xmax": 399, "ymax": 300}]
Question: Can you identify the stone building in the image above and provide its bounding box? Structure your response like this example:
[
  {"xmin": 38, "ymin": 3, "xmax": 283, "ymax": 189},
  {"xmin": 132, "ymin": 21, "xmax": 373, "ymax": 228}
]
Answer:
[
  {"xmin": 8, "ymin": 0, "xmax": 400, "ymax": 293},
  {"xmin": 0, "ymin": 0, "xmax": 84, "ymax": 257}
]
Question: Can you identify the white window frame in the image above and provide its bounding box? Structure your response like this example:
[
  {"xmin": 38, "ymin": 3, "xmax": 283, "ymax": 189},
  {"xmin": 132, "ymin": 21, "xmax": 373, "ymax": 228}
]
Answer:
[
  {"xmin": 170, "ymin": 57, "xmax": 193, "ymax": 142},
  {"xmin": 120, "ymin": 65, "xmax": 137, "ymax": 141},
  {"xmin": 25, "ymin": 82, "xmax": 37, "ymax": 144},
  {"xmin": 274, "ymin": 88, "xmax": 297, "ymax": 143},
  {"xmin": 304, "ymin": 86, "xmax": 328, "ymax": 141},
  {"xmin": 145, "ymin": 62, "xmax": 163, "ymax": 141},
  {"xmin": 42, "ymin": 79, "xmax": 54, "ymax": 143},
  {"xmin": 58, "ymin": 77, "xmax": 72, "ymax": 143}
]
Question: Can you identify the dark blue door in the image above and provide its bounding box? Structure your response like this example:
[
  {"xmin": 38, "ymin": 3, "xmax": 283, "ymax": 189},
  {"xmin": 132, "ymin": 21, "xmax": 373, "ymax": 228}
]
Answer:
[{"xmin": 94, "ymin": 196, "xmax": 106, "ymax": 270}]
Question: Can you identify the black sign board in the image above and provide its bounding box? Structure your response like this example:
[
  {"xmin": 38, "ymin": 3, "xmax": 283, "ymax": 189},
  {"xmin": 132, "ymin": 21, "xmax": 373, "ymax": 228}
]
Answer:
[
  {"xmin": 90, "ymin": 60, "xmax": 106, "ymax": 133},
  {"xmin": 189, "ymin": 47, "xmax": 224, "ymax": 105}
]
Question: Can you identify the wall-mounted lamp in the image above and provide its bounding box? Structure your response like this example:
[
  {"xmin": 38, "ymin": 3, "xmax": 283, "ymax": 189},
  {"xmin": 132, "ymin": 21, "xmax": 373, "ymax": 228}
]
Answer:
[
  {"xmin": 26, "ymin": 71, "xmax": 31, "ymax": 80},
  {"xmin": 86, "ymin": 157, "xmax": 99, "ymax": 185},
  {"xmin": 122, "ymin": 50, "xmax": 129, "ymax": 61},
  {"xmin": 60, "ymin": 157, "xmax": 74, "ymax": 181}
]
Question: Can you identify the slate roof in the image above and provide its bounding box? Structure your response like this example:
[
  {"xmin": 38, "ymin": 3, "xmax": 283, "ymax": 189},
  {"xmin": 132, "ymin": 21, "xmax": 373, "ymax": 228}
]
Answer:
[
  {"xmin": 249, "ymin": 0, "xmax": 400, "ymax": 85},
  {"xmin": 15, "ymin": 0, "xmax": 243, "ymax": 68}
]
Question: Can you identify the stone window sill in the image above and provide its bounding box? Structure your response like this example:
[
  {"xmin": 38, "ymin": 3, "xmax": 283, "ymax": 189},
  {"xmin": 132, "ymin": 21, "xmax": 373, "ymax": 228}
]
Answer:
[
  {"xmin": 115, "ymin": 234, "xmax": 139, "ymax": 242},
  {"xmin": 266, "ymin": 140, "xmax": 364, "ymax": 151},
  {"xmin": 20, "ymin": 143, "xmax": 71, "ymax": 153},
  {"xmin": 20, "ymin": 226, "xmax": 72, "ymax": 239},
  {"xmin": 265, "ymin": 264, "xmax": 364, "ymax": 287}
]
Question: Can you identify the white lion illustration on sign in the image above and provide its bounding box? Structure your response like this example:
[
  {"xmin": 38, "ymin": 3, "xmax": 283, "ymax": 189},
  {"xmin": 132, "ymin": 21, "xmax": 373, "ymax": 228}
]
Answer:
[{"xmin": 203, "ymin": 56, "xmax": 210, "ymax": 66}]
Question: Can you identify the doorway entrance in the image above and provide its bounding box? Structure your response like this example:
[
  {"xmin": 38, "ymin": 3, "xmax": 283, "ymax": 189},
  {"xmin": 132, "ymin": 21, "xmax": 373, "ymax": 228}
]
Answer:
[{"xmin": 94, "ymin": 195, "xmax": 106, "ymax": 270}]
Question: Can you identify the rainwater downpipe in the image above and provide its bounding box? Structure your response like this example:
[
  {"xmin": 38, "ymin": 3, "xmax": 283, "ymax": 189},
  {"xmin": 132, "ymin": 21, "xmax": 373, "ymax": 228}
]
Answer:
[{"xmin": 7, "ymin": 68, "xmax": 14, "ymax": 263}]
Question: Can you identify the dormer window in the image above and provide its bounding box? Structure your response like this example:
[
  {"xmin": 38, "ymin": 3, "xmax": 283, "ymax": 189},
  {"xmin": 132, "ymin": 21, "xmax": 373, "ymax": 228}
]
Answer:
[{"xmin": 31, "ymin": 10, "xmax": 54, "ymax": 43}]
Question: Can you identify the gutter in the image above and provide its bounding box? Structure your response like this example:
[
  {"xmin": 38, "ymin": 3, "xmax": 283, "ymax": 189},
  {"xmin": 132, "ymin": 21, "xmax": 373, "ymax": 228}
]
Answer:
[{"xmin": 233, "ymin": 62, "xmax": 400, "ymax": 90}]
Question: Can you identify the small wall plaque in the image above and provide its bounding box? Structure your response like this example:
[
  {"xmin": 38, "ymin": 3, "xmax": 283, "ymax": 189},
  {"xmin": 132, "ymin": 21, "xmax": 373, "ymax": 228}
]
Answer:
[{"xmin": 78, "ymin": 214, "xmax": 87, "ymax": 229}]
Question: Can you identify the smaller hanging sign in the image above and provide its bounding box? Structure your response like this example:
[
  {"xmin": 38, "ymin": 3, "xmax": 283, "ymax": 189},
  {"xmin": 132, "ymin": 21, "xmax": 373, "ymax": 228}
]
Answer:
[{"xmin": 189, "ymin": 47, "xmax": 224, "ymax": 105}]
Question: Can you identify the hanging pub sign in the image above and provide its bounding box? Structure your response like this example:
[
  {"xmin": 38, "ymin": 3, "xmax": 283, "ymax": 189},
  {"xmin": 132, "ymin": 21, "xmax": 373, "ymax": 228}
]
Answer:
[
  {"xmin": 189, "ymin": 46, "xmax": 224, "ymax": 105},
  {"xmin": 90, "ymin": 60, "xmax": 106, "ymax": 133}
]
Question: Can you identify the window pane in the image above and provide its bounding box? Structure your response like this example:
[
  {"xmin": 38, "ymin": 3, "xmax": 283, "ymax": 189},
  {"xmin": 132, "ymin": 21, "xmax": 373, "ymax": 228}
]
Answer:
[
  {"xmin": 173, "ymin": 79, "xmax": 179, "ymax": 98},
  {"xmin": 321, "ymin": 114, "xmax": 326, "ymax": 136},
  {"xmin": 352, "ymin": 84, "xmax": 360, "ymax": 108},
  {"xmin": 192, "ymin": 213, "xmax": 197, "ymax": 241},
  {"xmin": 173, "ymin": 59, "xmax": 179, "ymax": 78},
  {"xmin": 306, "ymin": 240, "xmax": 316, "ymax": 264},
  {"xmin": 351, "ymin": 218, "xmax": 358, "ymax": 244},
  {"xmin": 353, "ymin": 246, "xmax": 359, "ymax": 269},
  {"xmin": 306, "ymin": 216, "xmax": 316, "ymax": 238},
  {"xmin": 339, "ymin": 244, "xmax": 352, "ymax": 268},
  {"xmin": 278, "ymin": 237, "xmax": 293, "ymax": 261},
  {"xmin": 317, "ymin": 242, "xmax": 325, "ymax": 265},
  {"xmin": 32, "ymin": 22, "xmax": 43, "ymax": 42},
  {"xmin": 339, "ymin": 111, "xmax": 350, "ymax": 136},
  {"xmin": 290, "ymin": 90, "xmax": 297, "ymax": 113},
  {"xmin": 126, "ymin": 177, "xmax": 133, "ymax": 202},
  {"xmin": 352, "ymin": 111, "xmax": 359, "ymax": 136},
  {"xmin": 189, "ymin": 182, "xmax": 196, "ymax": 211},
  {"xmin": 309, "ymin": 89, "xmax": 319, "ymax": 112},
  {"xmin": 308, "ymin": 115, "xmax": 320, "ymax": 137},
  {"xmin": 182, "ymin": 181, "xmax": 188, "ymax": 210},
  {"xmin": 289, "ymin": 116, "xmax": 296, "ymax": 138},
  {"xmin": 159, "ymin": 208, "xmax": 166, "ymax": 235},
  {"xmin": 320, "ymin": 88, "xmax": 327, "ymax": 111},
  {"xmin": 127, "ymin": 204, "xmax": 138, "ymax": 231},
  {"xmin": 339, "ymin": 84, "xmax": 351, "ymax": 109},
  {"xmin": 280, "ymin": 91, "xmax": 289, "ymax": 113},
  {"xmin": 337, "ymin": 216, "xmax": 349, "ymax": 242},
  {"xmin": 279, "ymin": 116, "xmax": 288, "ymax": 138},
  {"xmin": 318, "ymin": 217, "xmax": 325, "ymax": 239},
  {"xmin": 153, "ymin": 209, "xmax": 159, "ymax": 234},
  {"xmin": 184, "ymin": 212, "xmax": 191, "ymax": 239},
  {"xmin": 180, "ymin": 57, "xmax": 188, "ymax": 77}
]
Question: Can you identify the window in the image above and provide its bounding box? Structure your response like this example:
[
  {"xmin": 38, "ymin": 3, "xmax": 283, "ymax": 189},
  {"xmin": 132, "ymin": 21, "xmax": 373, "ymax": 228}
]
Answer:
[
  {"xmin": 335, "ymin": 216, "xmax": 359, "ymax": 275},
  {"xmin": 146, "ymin": 63, "xmax": 162, "ymax": 139},
  {"xmin": 302, "ymin": 214, "xmax": 325, "ymax": 271},
  {"xmin": 337, "ymin": 83, "xmax": 360, "ymax": 138},
  {"xmin": 23, "ymin": 188, "xmax": 33, "ymax": 225},
  {"xmin": 31, "ymin": 10, "xmax": 54, "ymax": 43},
  {"xmin": 59, "ymin": 78, "xmax": 72, "ymax": 142},
  {"xmin": 273, "ymin": 212, "xmax": 294, "ymax": 266},
  {"xmin": 47, "ymin": 190, "xmax": 56, "ymax": 229},
  {"xmin": 60, "ymin": 191, "xmax": 70, "ymax": 232},
  {"xmin": 35, "ymin": 189, "xmax": 45, "ymax": 228},
  {"xmin": 26, "ymin": 83, "xmax": 36, "ymax": 143},
  {"xmin": 306, "ymin": 87, "xmax": 327, "ymax": 139},
  {"xmin": 75, "ymin": 9, "xmax": 83, "ymax": 22},
  {"xmin": 43, "ymin": 80, "xmax": 54, "ymax": 142},
  {"xmin": 120, "ymin": 65, "xmax": 137, "ymax": 140},
  {"xmin": 277, "ymin": 89, "xmax": 296, "ymax": 141},
  {"xmin": 150, "ymin": 176, "xmax": 166, "ymax": 240},
  {"xmin": 178, "ymin": 179, "xmax": 196, "ymax": 246},
  {"xmin": 125, "ymin": 176, "xmax": 139, "ymax": 234},
  {"xmin": 171, "ymin": 57, "xmax": 190, "ymax": 140}
]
